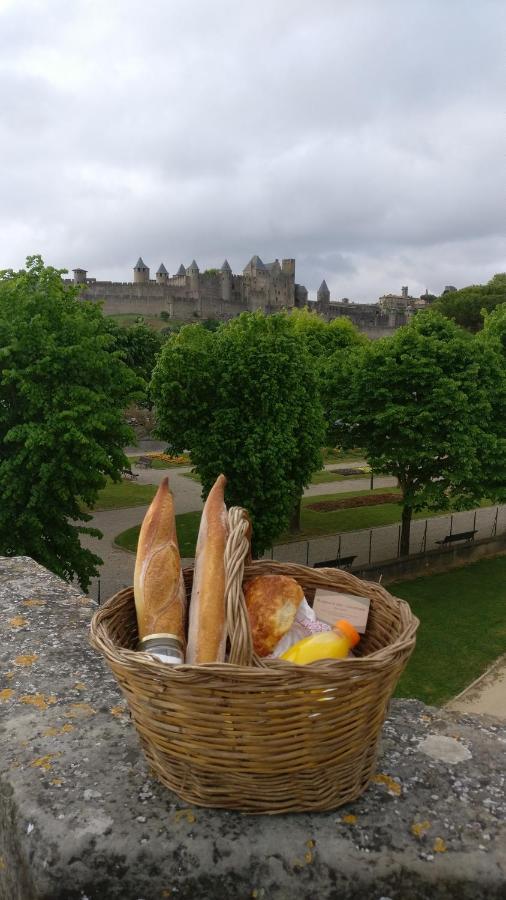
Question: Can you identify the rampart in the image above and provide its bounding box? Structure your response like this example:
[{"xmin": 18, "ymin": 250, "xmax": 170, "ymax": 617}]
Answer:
[
  {"xmin": 1, "ymin": 556, "xmax": 505, "ymax": 899},
  {"xmin": 67, "ymin": 255, "xmax": 411, "ymax": 337}
]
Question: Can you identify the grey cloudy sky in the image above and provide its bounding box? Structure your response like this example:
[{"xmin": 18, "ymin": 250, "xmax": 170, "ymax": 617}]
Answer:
[{"xmin": 0, "ymin": 0, "xmax": 504, "ymax": 301}]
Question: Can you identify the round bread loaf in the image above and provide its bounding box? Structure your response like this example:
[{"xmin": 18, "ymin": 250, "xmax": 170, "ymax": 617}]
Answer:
[{"xmin": 244, "ymin": 574, "xmax": 304, "ymax": 657}]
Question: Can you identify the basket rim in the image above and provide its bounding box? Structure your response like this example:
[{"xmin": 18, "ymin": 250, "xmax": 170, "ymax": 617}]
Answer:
[{"xmin": 89, "ymin": 562, "xmax": 419, "ymax": 678}]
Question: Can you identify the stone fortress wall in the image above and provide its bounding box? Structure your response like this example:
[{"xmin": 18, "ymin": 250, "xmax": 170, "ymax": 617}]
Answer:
[{"xmin": 69, "ymin": 255, "xmax": 427, "ymax": 338}]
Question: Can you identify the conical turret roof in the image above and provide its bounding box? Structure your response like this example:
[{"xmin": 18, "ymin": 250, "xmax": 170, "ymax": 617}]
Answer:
[
  {"xmin": 187, "ymin": 259, "xmax": 199, "ymax": 272},
  {"xmin": 177, "ymin": 264, "xmax": 186, "ymax": 276},
  {"xmin": 221, "ymin": 259, "xmax": 232, "ymax": 272},
  {"xmin": 243, "ymin": 254, "xmax": 266, "ymax": 274},
  {"xmin": 156, "ymin": 263, "xmax": 168, "ymax": 275},
  {"xmin": 318, "ymin": 279, "xmax": 329, "ymax": 294},
  {"xmin": 134, "ymin": 257, "xmax": 148, "ymax": 269}
]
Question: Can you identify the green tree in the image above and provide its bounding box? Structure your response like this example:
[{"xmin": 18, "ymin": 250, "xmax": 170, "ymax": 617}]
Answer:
[
  {"xmin": 433, "ymin": 274, "xmax": 506, "ymax": 331},
  {"xmin": 0, "ymin": 256, "xmax": 139, "ymax": 588},
  {"xmin": 477, "ymin": 303, "xmax": 506, "ymax": 501},
  {"xmin": 151, "ymin": 312, "xmax": 325, "ymax": 553},
  {"xmin": 289, "ymin": 308, "xmax": 367, "ymax": 444},
  {"xmin": 328, "ymin": 312, "xmax": 499, "ymax": 555},
  {"xmin": 105, "ymin": 319, "xmax": 162, "ymax": 397}
]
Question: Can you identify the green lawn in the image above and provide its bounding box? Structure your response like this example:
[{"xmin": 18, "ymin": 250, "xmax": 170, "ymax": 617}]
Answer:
[
  {"xmin": 182, "ymin": 470, "xmax": 201, "ymax": 481},
  {"xmin": 392, "ymin": 556, "xmax": 506, "ymax": 704},
  {"xmin": 86, "ymin": 480, "xmax": 158, "ymax": 512},
  {"xmin": 115, "ymin": 510, "xmax": 199, "ymax": 557},
  {"xmin": 130, "ymin": 456, "xmax": 190, "ymax": 470},
  {"xmin": 182, "ymin": 468, "xmax": 369, "ymax": 485},
  {"xmin": 107, "ymin": 313, "xmax": 186, "ymax": 333},
  {"xmin": 322, "ymin": 447, "xmax": 365, "ymax": 464},
  {"xmin": 310, "ymin": 469, "xmax": 367, "ymax": 484},
  {"xmin": 114, "ymin": 487, "xmax": 404, "ymax": 556},
  {"xmin": 113, "ymin": 486, "xmax": 494, "ymax": 556}
]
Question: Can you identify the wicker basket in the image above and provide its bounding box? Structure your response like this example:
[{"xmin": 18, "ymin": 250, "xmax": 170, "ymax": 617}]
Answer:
[{"xmin": 90, "ymin": 507, "xmax": 418, "ymax": 813}]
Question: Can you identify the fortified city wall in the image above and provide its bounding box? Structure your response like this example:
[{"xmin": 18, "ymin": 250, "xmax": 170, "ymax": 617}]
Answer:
[{"xmin": 68, "ymin": 255, "xmax": 415, "ymax": 338}]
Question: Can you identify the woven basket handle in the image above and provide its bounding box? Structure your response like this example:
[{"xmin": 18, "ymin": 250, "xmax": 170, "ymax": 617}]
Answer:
[{"xmin": 225, "ymin": 506, "xmax": 264, "ymax": 667}]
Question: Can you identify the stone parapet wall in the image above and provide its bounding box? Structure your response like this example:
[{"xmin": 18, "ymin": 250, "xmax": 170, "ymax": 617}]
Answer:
[{"xmin": 1, "ymin": 556, "xmax": 505, "ymax": 899}]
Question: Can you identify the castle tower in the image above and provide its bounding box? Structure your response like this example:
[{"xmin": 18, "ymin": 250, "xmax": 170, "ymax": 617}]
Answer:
[
  {"xmin": 220, "ymin": 259, "xmax": 232, "ymax": 301},
  {"xmin": 156, "ymin": 263, "xmax": 169, "ymax": 284},
  {"xmin": 176, "ymin": 264, "xmax": 186, "ymax": 276},
  {"xmin": 282, "ymin": 258, "xmax": 295, "ymax": 284},
  {"xmin": 186, "ymin": 259, "xmax": 200, "ymax": 290},
  {"xmin": 316, "ymin": 279, "xmax": 330, "ymax": 312},
  {"xmin": 73, "ymin": 268, "xmax": 87, "ymax": 285},
  {"xmin": 133, "ymin": 257, "xmax": 149, "ymax": 284}
]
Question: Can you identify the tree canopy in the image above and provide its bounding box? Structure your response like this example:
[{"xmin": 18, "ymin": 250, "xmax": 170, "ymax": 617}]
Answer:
[
  {"xmin": 288, "ymin": 307, "xmax": 367, "ymax": 442},
  {"xmin": 105, "ymin": 319, "xmax": 163, "ymax": 403},
  {"xmin": 433, "ymin": 274, "xmax": 506, "ymax": 331},
  {"xmin": 0, "ymin": 256, "xmax": 139, "ymax": 588},
  {"xmin": 327, "ymin": 311, "xmax": 503, "ymax": 554},
  {"xmin": 151, "ymin": 312, "xmax": 325, "ymax": 554}
]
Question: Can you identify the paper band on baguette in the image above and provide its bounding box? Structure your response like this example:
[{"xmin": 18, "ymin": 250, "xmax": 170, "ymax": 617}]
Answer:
[
  {"xmin": 186, "ymin": 474, "xmax": 229, "ymax": 664},
  {"xmin": 133, "ymin": 476, "xmax": 187, "ymax": 646}
]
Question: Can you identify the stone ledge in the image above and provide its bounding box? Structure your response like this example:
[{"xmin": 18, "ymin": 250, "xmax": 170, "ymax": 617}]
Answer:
[{"xmin": 0, "ymin": 556, "xmax": 505, "ymax": 900}]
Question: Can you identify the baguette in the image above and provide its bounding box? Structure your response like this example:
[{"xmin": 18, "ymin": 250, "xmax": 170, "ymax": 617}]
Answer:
[
  {"xmin": 186, "ymin": 474, "xmax": 229, "ymax": 664},
  {"xmin": 133, "ymin": 476, "xmax": 186, "ymax": 645}
]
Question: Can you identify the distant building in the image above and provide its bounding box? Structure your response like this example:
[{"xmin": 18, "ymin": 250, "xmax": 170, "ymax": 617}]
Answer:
[{"xmin": 67, "ymin": 257, "xmax": 425, "ymax": 339}]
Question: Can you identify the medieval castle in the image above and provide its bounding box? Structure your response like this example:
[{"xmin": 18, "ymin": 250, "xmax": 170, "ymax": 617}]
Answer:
[{"xmin": 71, "ymin": 256, "xmax": 431, "ymax": 338}]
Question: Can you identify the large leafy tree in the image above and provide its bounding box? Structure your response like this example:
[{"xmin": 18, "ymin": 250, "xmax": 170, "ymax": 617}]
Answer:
[
  {"xmin": 477, "ymin": 303, "xmax": 506, "ymax": 501},
  {"xmin": 433, "ymin": 273, "xmax": 506, "ymax": 331},
  {"xmin": 328, "ymin": 311, "xmax": 501, "ymax": 555},
  {"xmin": 104, "ymin": 319, "xmax": 163, "ymax": 403},
  {"xmin": 288, "ymin": 308, "xmax": 367, "ymax": 443},
  {"xmin": 0, "ymin": 256, "xmax": 139, "ymax": 588},
  {"xmin": 151, "ymin": 312, "xmax": 325, "ymax": 554}
]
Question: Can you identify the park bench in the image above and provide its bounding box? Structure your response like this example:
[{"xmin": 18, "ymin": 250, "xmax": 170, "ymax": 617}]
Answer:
[
  {"xmin": 121, "ymin": 468, "xmax": 139, "ymax": 481},
  {"xmin": 436, "ymin": 529, "xmax": 477, "ymax": 546},
  {"xmin": 313, "ymin": 555, "xmax": 357, "ymax": 571}
]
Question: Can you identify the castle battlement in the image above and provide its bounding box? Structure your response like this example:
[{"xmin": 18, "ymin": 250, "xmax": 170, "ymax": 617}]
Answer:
[{"xmin": 68, "ymin": 256, "xmax": 415, "ymax": 338}]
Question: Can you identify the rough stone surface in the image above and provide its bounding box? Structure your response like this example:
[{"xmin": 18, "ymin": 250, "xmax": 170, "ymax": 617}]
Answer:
[{"xmin": 1, "ymin": 556, "xmax": 505, "ymax": 900}]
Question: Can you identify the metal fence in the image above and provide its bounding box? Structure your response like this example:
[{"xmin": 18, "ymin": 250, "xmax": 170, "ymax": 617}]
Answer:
[{"xmin": 264, "ymin": 504, "xmax": 506, "ymax": 569}]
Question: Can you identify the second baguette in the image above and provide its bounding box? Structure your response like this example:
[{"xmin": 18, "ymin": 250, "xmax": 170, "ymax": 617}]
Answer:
[{"xmin": 186, "ymin": 474, "xmax": 229, "ymax": 664}]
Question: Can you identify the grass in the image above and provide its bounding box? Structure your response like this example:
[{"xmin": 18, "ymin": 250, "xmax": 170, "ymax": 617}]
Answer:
[
  {"xmin": 182, "ymin": 470, "xmax": 201, "ymax": 482},
  {"xmin": 115, "ymin": 510, "xmax": 199, "ymax": 558},
  {"xmin": 107, "ymin": 313, "xmax": 186, "ymax": 333},
  {"xmin": 183, "ymin": 468, "xmax": 369, "ymax": 485},
  {"xmin": 130, "ymin": 456, "xmax": 190, "ymax": 470},
  {"xmin": 114, "ymin": 487, "xmax": 404, "ymax": 556},
  {"xmin": 322, "ymin": 447, "xmax": 365, "ymax": 464},
  {"xmin": 86, "ymin": 479, "xmax": 158, "ymax": 511},
  {"xmin": 311, "ymin": 469, "xmax": 352, "ymax": 484},
  {"xmin": 113, "ymin": 485, "xmax": 495, "ymax": 555},
  {"xmin": 392, "ymin": 556, "xmax": 506, "ymax": 705}
]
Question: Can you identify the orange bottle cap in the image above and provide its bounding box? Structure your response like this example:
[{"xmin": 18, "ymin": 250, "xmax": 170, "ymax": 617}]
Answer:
[{"xmin": 334, "ymin": 619, "xmax": 360, "ymax": 647}]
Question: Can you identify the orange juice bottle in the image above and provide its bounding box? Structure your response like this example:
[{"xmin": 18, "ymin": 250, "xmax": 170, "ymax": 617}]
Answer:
[{"xmin": 280, "ymin": 619, "xmax": 360, "ymax": 664}]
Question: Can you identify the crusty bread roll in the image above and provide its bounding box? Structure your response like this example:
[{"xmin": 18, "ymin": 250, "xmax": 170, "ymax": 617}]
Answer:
[
  {"xmin": 244, "ymin": 575, "xmax": 304, "ymax": 657},
  {"xmin": 186, "ymin": 474, "xmax": 229, "ymax": 664},
  {"xmin": 133, "ymin": 477, "xmax": 186, "ymax": 645}
]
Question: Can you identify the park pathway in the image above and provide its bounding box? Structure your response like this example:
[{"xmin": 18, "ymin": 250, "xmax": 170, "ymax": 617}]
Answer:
[
  {"xmin": 81, "ymin": 463, "xmax": 397, "ymax": 602},
  {"xmin": 447, "ymin": 654, "xmax": 506, "ymax": 721}
]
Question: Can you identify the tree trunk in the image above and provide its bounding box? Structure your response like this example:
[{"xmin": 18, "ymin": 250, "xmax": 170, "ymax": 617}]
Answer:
[
  {"xmin": 289, "ymin": 498, "xmax": 302, "ymax": 533},
  {"xmin": 400, "ymin": 504, "xmax": 412, "ymax": 557}
]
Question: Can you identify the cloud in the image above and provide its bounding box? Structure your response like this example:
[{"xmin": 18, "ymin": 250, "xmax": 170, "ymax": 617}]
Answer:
[{"xmin": 0, "ymin": 0, "xmax": 503, "ymax": 300}]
